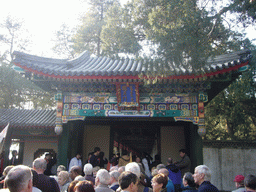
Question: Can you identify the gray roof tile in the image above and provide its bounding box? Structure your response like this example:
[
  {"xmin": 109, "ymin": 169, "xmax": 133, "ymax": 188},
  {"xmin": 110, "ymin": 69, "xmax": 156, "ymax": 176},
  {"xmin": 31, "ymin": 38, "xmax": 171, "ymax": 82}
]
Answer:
[
  {"xmin": 13, "ymin": 50, "xmax": 251, "ymax": 79},
  {"xmin": 0, "ymin": 109, "xmax": 56, "ymax": 129}
]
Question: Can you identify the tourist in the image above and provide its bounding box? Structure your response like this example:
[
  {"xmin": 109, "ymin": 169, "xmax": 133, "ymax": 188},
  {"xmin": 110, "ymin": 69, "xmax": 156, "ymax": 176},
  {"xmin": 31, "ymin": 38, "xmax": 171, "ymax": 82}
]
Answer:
[
  {"xmin": 174, "ymin": 149, "xmax": 191, "ymax": 177},
  {"xmin": 30, "ymin": 169, "xmax": 42, "ymax": 192},
  {"xmin": 118, "ymin": 166, "xmax": 125, "ymax": 174},
  {"xmin": 74, "ymin": 180, "xmax": 95, "ymax": 192},
  {"xmin": 125, "ymin": 162, "xmax": 153, "ymax": 192},
  {"xmin": 57, "ymin": 165, "xmax": 66, "ymax": 176},
  {"xmin": 58, "ymin": 171, "xmax": 70, "ymax": 192},
  {"xmin": 83, "ymin": 163, "xmax": 95, "ymax": 185},
  {"xmin": 70, "ymin": 166, "xmax": 82, "ymax": 181},
  {"xmin": 89, "ymin": 147, "xmax": 101, "ymax": 167},
  {"xmin": 92, "ymin": 166, "xmax": 100, "ymax": 178},
  {"xmin": 192, "ymin": 165, "xmax": 219, "ymax": 192},
  {"xmin": 119, "ymin": 171, "xmax": 139, "ymax": 192},
  {"xmin": 33, "ymin": 158, "xmax": 60, "ymax": 192},
  {"xmin": 44, "ymin": 152, "xmax": 57, "ymax": 176},
  {"xmin": 151, "ymin": 155, "xmax": 161, "ymax": 169},
  {"xmin": 68, "ymin": 180, "xmax": 79, "ymax": 192},
  {"xmin": 166, "ymin": 157, "xmax": 181, "ymax": 192},
  {"xmin": 5, "ymin": 165, "xmax": 33, "ymax": 192},
  {"xmin": 181, "ymin": 172, "xmax": 197, "ymax": 192},
  {"xmin": 142, "ymin": 153, "xmax": 152, "ymax": 178},
  {"xmin": 9, "ymin": 150, "xmax": 18, "ymax": 166},
  {"xmin": 232, "ymin": 175, "xmax": 245, "ymax": 192},
  {"xmin": 118, "ymin": 151, "xmax": 130, "ymax": 167},
  {"xmin": 151, "ymin": 173, "xmax": 168, "ymax": 192},
  {"xmin": 109, "ymin": 170, "xmax": 121, "ymax": 191},
  {"xmin": 95, "ymin": 169, "xmax": 114, "ymax": 192},
  {"xmin": 0, "ymin": 166, "xmax": 14, "ymax": 188},
  {"xmin": 69, "ymin": 153, "xmax": 82, "ymax": 172},
  {"xmin": 158, "ymin": 168, "xmax": 175, "ymax": 192},
  {"xmin": 98, "ymin": 152, "xmax": 108, "ymax": 168},
  {"xmin": 244, "ymin": 175, "xmax": 256, "ymax": 192}
]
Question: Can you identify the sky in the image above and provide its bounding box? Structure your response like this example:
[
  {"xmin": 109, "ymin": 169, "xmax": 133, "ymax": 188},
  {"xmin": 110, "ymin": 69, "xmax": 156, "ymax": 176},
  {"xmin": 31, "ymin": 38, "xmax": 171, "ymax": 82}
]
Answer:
[
  {"xmin": 0, "ymin": 0, "xmax": 255, "ymax": 59},
  {"xmin": 0, "ymin": 0, "xmax": 128, "ymax": 58}
]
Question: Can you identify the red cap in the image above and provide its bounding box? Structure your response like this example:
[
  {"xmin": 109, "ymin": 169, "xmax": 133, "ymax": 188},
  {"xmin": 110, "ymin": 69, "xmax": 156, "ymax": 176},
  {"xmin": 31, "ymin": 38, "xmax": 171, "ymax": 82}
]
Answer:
[{"xmin": 234, "ymin": 175, "xmax": 245, "ymax": 183}]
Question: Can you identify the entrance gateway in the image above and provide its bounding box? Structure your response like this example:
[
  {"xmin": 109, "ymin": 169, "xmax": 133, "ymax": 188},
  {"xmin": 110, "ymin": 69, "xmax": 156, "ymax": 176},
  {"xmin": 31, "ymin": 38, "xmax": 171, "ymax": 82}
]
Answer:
[{"xmin": 13, "ymin": 50, "xmax": 251, "ymax": 171}]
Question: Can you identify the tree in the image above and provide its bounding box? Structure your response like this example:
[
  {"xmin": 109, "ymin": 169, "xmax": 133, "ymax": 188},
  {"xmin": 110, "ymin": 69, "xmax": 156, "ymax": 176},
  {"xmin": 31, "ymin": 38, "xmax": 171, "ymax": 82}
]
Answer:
[
  {"xmin": 101, "ymin": 2, "xmax": 142, "ymax": 58},
  {"xmin": 53, "ymin": 24, "xmax": 76, "ymax": 59},
  {"xmin": 73, "ymin": 0, "xmax": 119, "ymax": 56},
  {"xmin": 0, "ymin": 17, "xmax": 55, "ymax": 109},
  {"xmin": 205, "ymin": 49, "xmax": 256, "ymax": 140},
  {"xmin": 0, "ymin": 16, "xmax": 30, "ymax": 63},
  {"xmin": 128, "ymin": 0, "xmax": 255, "ymax": 72}
]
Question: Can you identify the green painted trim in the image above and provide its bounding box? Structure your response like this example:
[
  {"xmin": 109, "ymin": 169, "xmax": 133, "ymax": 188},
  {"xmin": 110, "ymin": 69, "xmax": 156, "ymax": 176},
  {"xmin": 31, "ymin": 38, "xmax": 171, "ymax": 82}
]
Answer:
[
  {"xmin": 4, "ymin": 126, "xmax": 13, "ymax": 168},
  {"xmin": 58, "ymin": 123, "xmax": 69, "ymax": 167}
]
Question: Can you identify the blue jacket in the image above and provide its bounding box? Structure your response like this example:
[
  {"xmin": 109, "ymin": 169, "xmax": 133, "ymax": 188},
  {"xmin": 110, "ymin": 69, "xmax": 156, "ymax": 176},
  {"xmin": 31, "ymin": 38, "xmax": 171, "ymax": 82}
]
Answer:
[
  {"xmin": 166, "ymin": 164, "xmax": 182, "ymax": 185},
  {"xmin": 166, "ymin": 179, "xmax": 175, "ymax": 192}
]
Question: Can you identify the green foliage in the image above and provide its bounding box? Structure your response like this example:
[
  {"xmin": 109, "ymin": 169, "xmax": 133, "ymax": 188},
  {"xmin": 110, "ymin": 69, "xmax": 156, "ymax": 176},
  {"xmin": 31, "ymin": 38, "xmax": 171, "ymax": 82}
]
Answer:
[
  {"xmin": 129, "ymin": 0, "xmax": 252, "ymax": 71},
  {"xmin": 0, "ymin": 62, "xmax": 55, "ymax": 109},
  {"xmin": 0, "ymin": 17, "xmax": 55, "ymax": 109},
  {"xmin": 53, "ymin": 24, "xmax": 75, "ymax": 59},
  {"xmin": 73, "ymin": 0, "xmax": 120, "ymax": 56},
  {"xmin": 101, "ymin": 2, "xmax": 142, "ymax": 57},
  {"xmin": 205, "ymin": 49, "xmax": 256, "ymax": 140}
]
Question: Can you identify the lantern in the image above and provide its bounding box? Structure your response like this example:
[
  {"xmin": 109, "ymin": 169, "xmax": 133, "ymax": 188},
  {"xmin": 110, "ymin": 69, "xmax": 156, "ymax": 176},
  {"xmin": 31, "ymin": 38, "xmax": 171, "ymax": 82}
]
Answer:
[
  {"xmin": 198, "ymin": 127, "xmax": 206, "ymax": 137},
  {"xmin": 55, "ymin": 125, "xmax": 63, "ymax": 135}
]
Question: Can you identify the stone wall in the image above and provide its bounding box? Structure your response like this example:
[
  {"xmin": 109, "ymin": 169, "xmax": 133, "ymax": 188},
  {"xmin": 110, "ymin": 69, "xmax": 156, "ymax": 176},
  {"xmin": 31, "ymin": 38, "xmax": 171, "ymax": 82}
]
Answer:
[{"xmin": 203, "ymin": 141, "xmax": 256, "ymax": 191}]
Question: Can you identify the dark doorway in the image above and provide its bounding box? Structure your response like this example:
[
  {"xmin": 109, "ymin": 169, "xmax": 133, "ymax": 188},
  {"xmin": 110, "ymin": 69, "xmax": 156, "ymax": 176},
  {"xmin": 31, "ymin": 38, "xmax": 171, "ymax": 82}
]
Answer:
[{"xmin": 111, "ymin": 121, "xmax": 161, "ymax": 158}]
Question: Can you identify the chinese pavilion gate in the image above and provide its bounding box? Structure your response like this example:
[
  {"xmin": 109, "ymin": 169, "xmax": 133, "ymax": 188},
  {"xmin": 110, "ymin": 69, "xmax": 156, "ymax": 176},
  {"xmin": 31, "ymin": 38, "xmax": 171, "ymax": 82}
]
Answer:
[{"xmin": 13, "ymin": 50, "xmax": 251, "ymax": 171}]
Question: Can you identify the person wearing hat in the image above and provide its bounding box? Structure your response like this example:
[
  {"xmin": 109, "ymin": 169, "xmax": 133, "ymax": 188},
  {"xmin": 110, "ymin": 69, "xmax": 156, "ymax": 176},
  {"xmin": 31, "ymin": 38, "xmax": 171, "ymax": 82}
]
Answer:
[{"xmin": 232, "ymin": 175, "xmax": 246, "ymax": 192}]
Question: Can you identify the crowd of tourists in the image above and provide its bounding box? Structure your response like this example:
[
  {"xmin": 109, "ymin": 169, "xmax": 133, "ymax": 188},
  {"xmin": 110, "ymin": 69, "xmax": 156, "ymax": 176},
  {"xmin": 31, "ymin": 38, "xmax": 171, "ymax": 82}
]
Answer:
[{"xmin": 0, "ymin": 147, "xmax": 255, "ymax": 192}]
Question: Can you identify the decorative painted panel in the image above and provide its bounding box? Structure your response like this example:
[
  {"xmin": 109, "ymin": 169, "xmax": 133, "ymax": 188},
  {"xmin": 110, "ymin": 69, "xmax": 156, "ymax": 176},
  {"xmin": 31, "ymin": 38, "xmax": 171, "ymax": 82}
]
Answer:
[{"xmin": 62, "ymin": 92, "xmax": 201, "ymax": 121}]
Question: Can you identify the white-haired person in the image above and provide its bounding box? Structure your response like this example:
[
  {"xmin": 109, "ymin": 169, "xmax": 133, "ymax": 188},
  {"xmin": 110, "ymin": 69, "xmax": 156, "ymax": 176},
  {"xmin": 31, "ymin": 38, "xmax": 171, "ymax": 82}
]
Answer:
[
  {"xmin": 33, "ymin": 158, "xmax": 60, "ymax": 192},
  {"xmin": 95, "ymin": 169, "xmax": 114, "ymax": 192},
  {"xmin": 192, "ymin": 165, "xmax": 219, "ymax": 192},
  {"xmin": 109, "ymin": 170, "xmax": 121, "ymax": 191},
  {"xmin": 84, "ymin": 163, "xmax": 95, "ymax": 185},
  {"xmin": 5, "ymin": 165, "xmax": 33, "ymax": 192},
  {"xmin": 125, "ymin": 162, "xmax": 153, "ymax": 192},
  {"xmin": 58, "ymin": 171, "xmax": 70, "ymax": 192}
]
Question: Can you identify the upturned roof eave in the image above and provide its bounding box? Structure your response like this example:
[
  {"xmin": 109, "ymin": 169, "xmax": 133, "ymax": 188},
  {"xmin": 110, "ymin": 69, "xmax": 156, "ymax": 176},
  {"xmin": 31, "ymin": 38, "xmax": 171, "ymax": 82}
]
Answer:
[{"xmin": 14, "ymin": 60, "xmax": 249, "ymax": 81}]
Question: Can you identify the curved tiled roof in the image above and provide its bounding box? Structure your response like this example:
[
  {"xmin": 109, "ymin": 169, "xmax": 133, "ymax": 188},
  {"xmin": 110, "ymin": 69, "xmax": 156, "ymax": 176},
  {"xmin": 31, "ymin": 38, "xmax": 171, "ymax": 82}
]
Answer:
[
  {"xmin": 0, "ymin": 109, "xmax": 56, "ymax": 129},
  {"xmin": 13, "ymin": 50, "xmax": 251, "ymax": 80}
]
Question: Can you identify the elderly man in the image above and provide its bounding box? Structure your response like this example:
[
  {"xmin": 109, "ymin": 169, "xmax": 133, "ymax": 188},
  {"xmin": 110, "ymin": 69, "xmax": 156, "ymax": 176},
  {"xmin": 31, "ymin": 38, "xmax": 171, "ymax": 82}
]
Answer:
[
  {"xmin": 84, "ymin": 163, "xmax": 95, "ymax": 185},
  {"xmin": 70, "ymin": 165, "xmax": 82, "ymax": 181},
  {"xmin": 158, "ymin": 168, "xmax": 175, "ymax": 192},
  {"xmin": 109, "ymin": 170, "xmax": 121, "ymax": 191},
  {"xmin": 232, "ymin": 175, "xmax": 246, "ymax": 192},
  {"xmin": 33, "ymin": 158, "xmax": 60, "ymax": 192},
  {"xmin": 192, "ymin": 165, "xmax": 219, "ymax": 192},
  {"xmin": 125, "ymin": 162, "xmax": 153, "ymax": 192},
  {"xmin": 244, "ymin": 175, "xmax": 256, "ymax": 192},
  {"xmin": 5, "ymin": 165, "xmax": 33, "ymax": 192},
  {"xmin": 119, "ymin": 171, "xmax": 139, "ymax": 192},
  {"xmin": 95, "ymin": 169, "xmax": 114, "ymax": 192}
]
